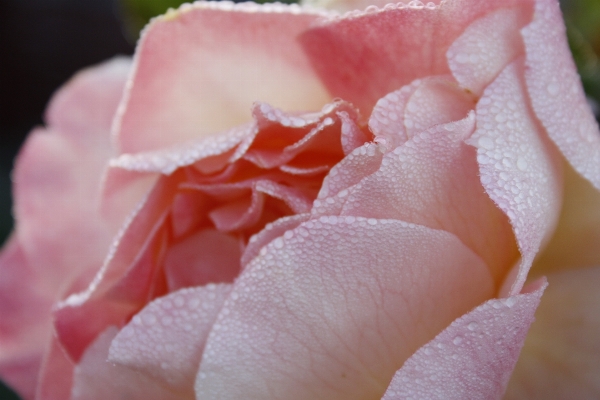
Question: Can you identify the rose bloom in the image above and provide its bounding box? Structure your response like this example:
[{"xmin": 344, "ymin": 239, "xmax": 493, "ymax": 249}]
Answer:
[{"xmin": 1, "ymin": 0, "xmax": 600, "ymax": 398}]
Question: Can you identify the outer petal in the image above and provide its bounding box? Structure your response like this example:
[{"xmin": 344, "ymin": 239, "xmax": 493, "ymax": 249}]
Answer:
[
  {"xmin": 108, "ymin": 284, "xmax": 231, "ymax": 395},
  {"xmin": 521, "ymin": 0, "xmax": 600, "ymax": 191},
  {"xmin": 115, "ymin": 1, "xmax": 332, "ymax": 154},
  {"xmin": 0, "ymin": 239, "xmax": 47, "ymax": 400},
  {"xmin": 446, "ymin": 7, "xmax": 531, "ymax": 96},
  {"xmin": 382, "ymin": 279, "xmax": 546, "ymax": 400},
  {"xmin": 196, "ymin": 218, "xmax": 493, "ymax": 399},
  {"xmin": 13, "ymin": 58, "xmax": 130, "ymax": 287},
  {"xmin": 300, "ymin": 0, "xmax": 531, "ymax": 113},
  {"xmin": 505, "ymin": 267, "xmax": 600, "ymax": 399},
  {"xmin": 467, "ymin": 59, "xmax": 563, "ymax": 295},
  {"xmin": 70, "ymin": 327, "xmax": 180, "ymax": 400},
  {"xmin": 0, "ymin": 58, "xmax": 130, "ymax": 399},
  {"xmin": 326, "ymin": 114, "xmax": 517, "ymax": 284}
]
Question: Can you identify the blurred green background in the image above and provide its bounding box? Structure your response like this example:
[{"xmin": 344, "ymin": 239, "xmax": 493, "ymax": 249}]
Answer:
[{"xmin": 0, "ymin": 0, "xmax": 598, "ymax": 398}]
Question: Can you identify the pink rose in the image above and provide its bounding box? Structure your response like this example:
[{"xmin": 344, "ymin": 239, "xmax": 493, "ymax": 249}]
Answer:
[{"xmin": 1, "ymin": 0, "xmax": 600, "ymax": 399}]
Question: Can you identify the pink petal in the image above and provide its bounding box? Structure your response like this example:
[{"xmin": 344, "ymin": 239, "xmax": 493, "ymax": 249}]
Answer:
[
  {"xmin": 195, "ymin": 218, "xmax": 493, "ymax": 399},
  {"xmin": 330, "ymin": 115, "xmax": 517, "ymax": 284},
  {"xmin": 55, "ymin": 174, "xmax": 181, "ymax": 362},
  {"xmin": 447, "ymin": 7, "xmax": 531, "ymax": 96},
  {"xmin": 506, "ymin": 267, "xmax": 600, "ymax": 398},
  {"xmin": 0, "ymin": 239, "xmax": 49, "ymax": 400},
  {"xmin": 300, "ymin": 0, "xmax": 531, "ymax": 113},
  {"xmin": 71, "ymin": 327, "xmax": 180, "ymax": 400},
  {"xmin": 240, "ymin": 213, "xmax": 310, "ymax": 267},
  {"xmin": 401, "ymin": 76, "xmax": 475, "ymax": 138},
  {"xmin": 45, "ymin": 57, "xmax": 130, "ymax": 144},
  {"xmin": 521, "ymin": 0, "xmax": 600, "ymax": 191},
  {"xmin": 115, "ymin": 1, "xmax": 331, "ymax": 154},
  {"xmin": 164, "ymin": 230, "xmax": 241, "ymax": 291},
  {"xmin": 383, "ymin": 279, "xmax": 547, "ymax": 400},
  {"xmin": 467, "ymin": 59, "xmax": 563, "ymax": 295},
  {"xmin": 35, "ymin": 337, "xmax": 75, "ymax": 400},
  {"xmin": 108, "ymin": 284, "xmax": 231, "ymax": 394}
]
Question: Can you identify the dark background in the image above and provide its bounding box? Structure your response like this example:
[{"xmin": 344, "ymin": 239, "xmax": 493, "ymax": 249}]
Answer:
[{"xmin": 0, "ymin": 0, "xmax": 598, "ymax": 399}]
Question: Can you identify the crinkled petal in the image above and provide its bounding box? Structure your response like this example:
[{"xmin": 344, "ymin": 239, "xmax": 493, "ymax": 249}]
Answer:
[
  {"xmin": 383, "ymin": 279, "xmax": 547, "ymax": 400},
  {"xmin": 521, "ymin": 0, "xmax": 600, "ymax": 191},
  {"xmin": 195, "ymin": 218, "xmax": 493, "ymax": 399},
  {"xmin": 55, "ymin": 173, "xmax": 182, "ymax": 362},
  {"xmin": 300, "ymin": 0, "xmax": 531, "ymax": 113},
  {"xmin": 108, "ymin": 284, "xmax": 231, "ymax": 395},
  {"xmin": 467, "ymin": 59, "xmax": 563, "ymax": 295},
  {"xmin": 447, "ymin": 7, "xmax": 531, "ymax": 96},
  {"xmin": 71, "ymin": 327, "xmax": 180, "ymax": 400},
  {"xmin": 115, "ymin": 1, "xmax": 332, "ymax": 154},
  {"xmin": 164, "ymin": 230, "xmax": 240, "ymax": 291},
  {"xmin": 505, "ymin": 267, "xmax": 600, "ymax": 399}
]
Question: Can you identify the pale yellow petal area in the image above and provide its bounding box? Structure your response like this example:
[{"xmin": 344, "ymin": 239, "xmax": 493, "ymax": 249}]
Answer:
[
  {"xmin": 530, "ymin": 161, "xmax": 600, "ymax": 277},
  {"xmin": 504, "ymin": 266, "xmax": 600, "ymax": 399}
]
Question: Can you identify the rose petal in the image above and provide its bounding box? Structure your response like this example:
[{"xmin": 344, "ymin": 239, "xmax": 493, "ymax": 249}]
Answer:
[
  {"xmin": 195, "ymin": 218, "xmax": 493, "ymax": 399},
  {"xmin": 35, "ymin": 337, "xmax": 74, "ymax": 400},
  {"xmin": 467, "ymin": 59, "xmax": 563, "ymax": 295},
  {"xmin": 55, "ymin": 174, "xmax": 182, "ymax": 362},
  {"xmin": 505, "ymin": 267, "xmax": 600, "ymax": 398},
  {"xmin": 300, "ymin": 0, "xmax": 531, "ymax": 113},
  {"xmin": 0, "ymin": 239, "xmax": 49, "ymax": 400},
  {"xmin": 331, "ymin": 114, "xmax": 518, "ymax": 284},
  {"xmin": 401, "ymin": 76, "xmax": 475, "ymax": 138},
  {"xmin": 164, "ymin": 230, "xmax": 240, "ymax": 291},
  {"xmin": 71, "ymin": 327, "xmax": 179, "ymax": 400},
  {"xmin": 115, "ymin": 1, "xmax": 331, "ymax": 154},
  {"xmin": 447, "ymin": 7, "xmax": 531, "ymax": 96},
  {"xmin": 521, "ymin": 0, "xmax": 600, "ymax": 191},
  {"xmin": 383, "ymin": 279, "xmax": 547, "ymax": 400},
  {"xmin": 108, "ymin": 284, "xmax": 231, "ymax": 394}
]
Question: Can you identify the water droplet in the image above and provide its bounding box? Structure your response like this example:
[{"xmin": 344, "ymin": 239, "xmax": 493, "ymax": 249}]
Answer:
[
  {"xmin": 546, "ymin": 82, "xmax": 560, "ymax": 96},
  {"xmin": 467, "ymin": 322, "xmax": 478, "ymax": 331},
  {"xmin": 516, "ymin": 157, "xmax": 528, "ymax": 171},
  {"xmin": 453, "ymin": 336, "xmax": 463, "ymax": 345},
  {"xmin": 478, "ymin": 136, "xmax": 495, "ymax": 150}
]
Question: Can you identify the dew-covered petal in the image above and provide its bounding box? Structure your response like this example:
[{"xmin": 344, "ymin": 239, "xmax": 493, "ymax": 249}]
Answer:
[
  {"xmin": 241, "ymin": 214, "xmax": 310, "ymax": 268},
  {"xmin": 467, "ymin": 59, "xmax": 563, "ymax": 296},
  {"xmin": 521, "ymin": 0, "xmax": 600, "ymax": 191},
  {"xmin": 109, "ymin": 285, "xmax": 231, "ymax": 394},
  {"xmin": 383, "ymin": 279, "xmax": 546, "ymax": 400},
  {"xmin": 115, "ymin": 1, "xmax": 331, "ymax": 154},
  {"xmin": 71, "ymin": 327, "xmax": 181, "ymax": 400},
  {"xmin": 164, "ymin": 230, "xmax": 241, "ymax": 291},
  {"xmin": 447, "ymin": 7, "xmax": 531, "ymax": 96},
  {"xmin": 336, "ymin": 115, "xmax": 518, "ymax": 284},
  {"xmin": 505, "ymin": 267, "xmax": 600, "ymax": 399},
  {"xmin": 55, "ymin": 174, "xmax": 182, "ymax": 362},
  {"xmin": 300, "ymin": 0, "xmax": 530, "ymax": 113},
  {"xmin": 195, "ymin": 218, "xmax": 493, "ymax": 399},
  {"xmin": 401, "ymin": 75, "xmax": 475, "ymax": 138}
]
